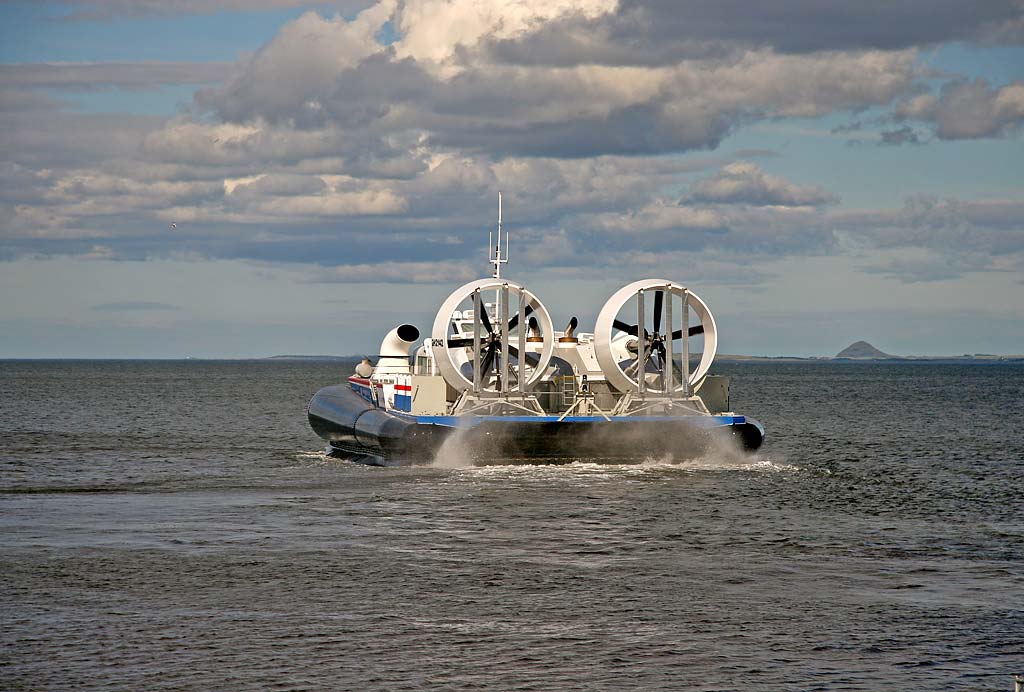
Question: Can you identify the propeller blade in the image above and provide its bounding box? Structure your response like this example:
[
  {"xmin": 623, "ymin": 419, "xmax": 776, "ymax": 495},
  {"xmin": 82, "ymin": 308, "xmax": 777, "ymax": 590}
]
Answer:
[
  {"xmin": 478, "ymin": 305, "xmax": 493, "ymax": 333},
  {"xmin": 613, "ymin": 319, "xmax": 640, "ymax": 337},
  {"xmin": 507, "ymin": 303, "xmax": 534, "ymax": 332},
  {"xmin": 479, "ymin": 343, "xmax": 497, "ymax": 378},
  {"xmin": 653, "ymin": 290, "xmax": 663, "ymax": 334},
  {"xmin": 671, "ymin": 324, "xmax": 705, "ymax": 339},
  {"xmin": 508, "ymin": 345, "xmax": 540, "ymax": 367}
]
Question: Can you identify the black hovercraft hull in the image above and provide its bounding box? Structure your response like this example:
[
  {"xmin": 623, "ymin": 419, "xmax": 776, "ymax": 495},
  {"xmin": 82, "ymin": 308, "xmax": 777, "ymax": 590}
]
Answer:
[{"xmin": 308, "ymin": 385, "xmax": 764, "ymax": 466}]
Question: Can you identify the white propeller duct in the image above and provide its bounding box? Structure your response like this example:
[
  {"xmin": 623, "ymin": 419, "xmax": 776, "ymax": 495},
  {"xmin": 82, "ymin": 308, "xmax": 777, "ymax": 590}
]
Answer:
[
  {"xmin": 593, "ymin": 279, "xmax": 718, "ymax": 394},
  {"xmin": 431, "ymin": 278, "xmax": 555, "ymax": 394}
]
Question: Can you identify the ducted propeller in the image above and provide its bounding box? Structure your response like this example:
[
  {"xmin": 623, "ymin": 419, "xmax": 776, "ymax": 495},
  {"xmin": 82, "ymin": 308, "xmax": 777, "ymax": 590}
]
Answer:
[
  {"xmin": 593, "ymin": 280, "xmax": 718, "ymax": 395},
  {"xmin": 431, "ymin": 278, "xmax": 554, "ymax": 394}
]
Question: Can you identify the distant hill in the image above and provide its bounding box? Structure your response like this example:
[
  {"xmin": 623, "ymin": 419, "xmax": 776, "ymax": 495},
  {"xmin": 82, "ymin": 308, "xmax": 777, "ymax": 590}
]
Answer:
[{"xmin": 835, "ymin": 341, "xmax": 893, "ymax": 359}]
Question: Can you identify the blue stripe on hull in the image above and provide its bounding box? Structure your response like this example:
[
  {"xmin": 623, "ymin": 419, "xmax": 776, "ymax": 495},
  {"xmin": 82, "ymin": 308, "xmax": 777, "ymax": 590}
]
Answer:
[{"xmin": 391, "ymin": 413, "xmax": 745, "ymax": 428}]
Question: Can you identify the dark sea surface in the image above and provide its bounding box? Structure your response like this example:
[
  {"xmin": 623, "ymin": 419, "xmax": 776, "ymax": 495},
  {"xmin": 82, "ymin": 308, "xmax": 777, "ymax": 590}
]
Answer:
[{"xmin": 1, "ymin": 360, "xmax": 1021, "ymax": 691}]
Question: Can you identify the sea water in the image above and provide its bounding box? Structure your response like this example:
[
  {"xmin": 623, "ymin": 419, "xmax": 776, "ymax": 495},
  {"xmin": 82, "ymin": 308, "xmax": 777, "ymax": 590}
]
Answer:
[{"xmin": 1, "ymin": 360, "xmax": 1021, "ymax": 690}]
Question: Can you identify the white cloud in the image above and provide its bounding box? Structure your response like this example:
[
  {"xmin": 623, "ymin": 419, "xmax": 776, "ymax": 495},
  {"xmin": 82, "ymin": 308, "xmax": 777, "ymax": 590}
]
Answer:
[
  {"xmin": 311, "ymin": 259, "xmax": 479, "ymax": 283},
  {"xmin": 1, "ymin": 111, "xmax": 162, "ymax": 166},
  {"xmin": 191, "ymin": 42, "xmax": 919, "ymax": 160},
  {"xmin": 896, "ymin": 78, "xmax": 1024, "ymax": 139},
  {"xmin": 688, "ymin": 162, "xmax": 839, "ymax": 207},
  {"xmin": 3, "ymin": 0, "xmax": 1022, "ymax": 290},
  {"xmin": 194, "ymin": 4, "xmax": 397, "ymax": 125},
  {"xmin": 829, "ymin": 195, "xmax": 1024, "ymax": 276},
  {"xmin": 245, "ymin": 188, "xmax": 407, "ymax": 217},
  {"xmin": 583, "ymin": 202, "xmax": 725, "ymax": 233},
  {"xmin": 395, "ymin": 0, "xmax": 618, "ymax": 68}
]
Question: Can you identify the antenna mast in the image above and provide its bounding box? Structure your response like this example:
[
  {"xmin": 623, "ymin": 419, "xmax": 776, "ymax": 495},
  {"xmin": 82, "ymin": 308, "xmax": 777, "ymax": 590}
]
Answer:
[{"xmin": 489, "ymin": 191, "xmax": 509, "ymax": 279}]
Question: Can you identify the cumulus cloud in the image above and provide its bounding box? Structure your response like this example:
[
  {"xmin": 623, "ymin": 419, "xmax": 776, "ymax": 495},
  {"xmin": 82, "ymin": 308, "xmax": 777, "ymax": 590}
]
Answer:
[
  {"xmin": 45, "ymin": 0, "xmax": 1024, "ymax": 55},
  {"xmin": 396, "ymin": 0, "xmax": 618, "ymax": 67},
  {"xmin": 687, "ymin": 162, "xmax": 838, "ymax": 206},
  {"xmin": 830, "ymin": 195, "xmax": 1024, "ymax": 277},
  {"xmin": 138, "ymin": 2, "xmax": 941, "ymax": 165},
  {"xmin": 483, "ymin": 1, "xmax": 1024, "ymax": 74},
  {"xmin": 195, "ymin": 3, "xmax": 399, "ymax": 126},
  {"xmin": 0, "ymin": 111, "xmax": 162, "ymax": 167},
  {"xmin": 594, "ymin": 1, "xmax": 1023, "ymax": 56},
  {"xmin": 0, "ymin": 162, "xmax": 54, "ymax": 203},
  {"xmin": 197, "ymin": 36, "xmax": 919, "ymax": 158},
  {"xmin": 311, "ymin": 260, "xmax": 479, "ymax": 284},
  {"xmin": 232, "ymin": 186, "xmax": 407, "ymax": 218},
  {"xmin": 4, "ymin": 0, "xmax": 1023, "ymax": 288},
  {"xmin": 582, "ymin": 202, "xmax": 725, "ymax": 233},
  {"xmin": 896, "ymin": 78, "xmax": 1024, "ymax": 139}
]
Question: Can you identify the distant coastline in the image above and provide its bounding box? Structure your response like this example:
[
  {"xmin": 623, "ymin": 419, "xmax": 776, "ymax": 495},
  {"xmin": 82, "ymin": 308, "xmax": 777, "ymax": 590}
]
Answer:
[
  {"xmin": 263, "ymin": 339, "xmax": 1024, "ymax": 364},
  {"xmin": 714, "ymin": 354, "xmax": 1024, "ymax": 364},
  {"xmin": 266, "ymin": 353, "xmax": 1024, "ymax": 364},
  {"xmin": 263, "ymin": 355, "xmax": 356, "ymax": 362},
  {"xmin": 2, "ymin": 354, "xmax": 1021, "ymax": 363},
  {"xmin": 712, "ymin": 339, "xmax": 1024, "ymax": 363}
]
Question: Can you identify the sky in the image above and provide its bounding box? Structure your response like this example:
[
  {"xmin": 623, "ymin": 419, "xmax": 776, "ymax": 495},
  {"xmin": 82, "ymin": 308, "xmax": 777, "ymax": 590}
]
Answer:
[{"xmin": 1, "ymin": 0, "xmax": 1023, "ymax": 358}]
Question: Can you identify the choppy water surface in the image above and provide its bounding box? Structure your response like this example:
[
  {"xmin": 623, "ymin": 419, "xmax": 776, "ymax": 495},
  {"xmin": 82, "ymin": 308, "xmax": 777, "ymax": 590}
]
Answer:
[{"xmin": 1, "ymin": 360, "xmax": 1021, "ymax": 690}]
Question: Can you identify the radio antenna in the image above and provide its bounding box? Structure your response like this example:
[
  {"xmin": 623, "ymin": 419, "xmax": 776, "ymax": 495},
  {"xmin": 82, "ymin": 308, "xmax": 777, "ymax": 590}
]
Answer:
[{"xmin": 489, "ymin": 191, "xmax": 509, "ymax": 279}]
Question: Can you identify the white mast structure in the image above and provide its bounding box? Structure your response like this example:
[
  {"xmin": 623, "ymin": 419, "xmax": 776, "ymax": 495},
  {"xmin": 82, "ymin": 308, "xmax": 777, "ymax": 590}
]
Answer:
[
  {"xmin": 489, "ymin": 191, "xmax": 508, "ymax": 279},
  {"xmin": 486, "ymin": 192, "xmax": 510, "ymax": 390}
]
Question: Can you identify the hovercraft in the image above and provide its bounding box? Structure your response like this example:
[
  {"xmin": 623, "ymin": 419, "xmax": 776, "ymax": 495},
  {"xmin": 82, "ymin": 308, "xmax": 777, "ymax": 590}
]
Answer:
[{"xmin": 308, "ymin": 198, "xmax": 764, "ymax": 466}]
